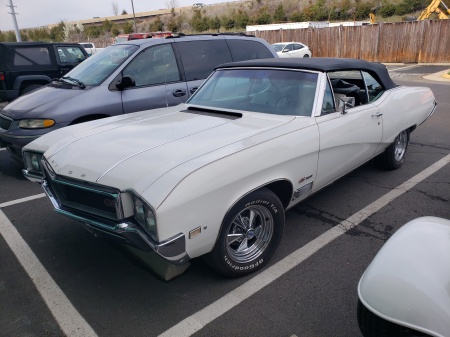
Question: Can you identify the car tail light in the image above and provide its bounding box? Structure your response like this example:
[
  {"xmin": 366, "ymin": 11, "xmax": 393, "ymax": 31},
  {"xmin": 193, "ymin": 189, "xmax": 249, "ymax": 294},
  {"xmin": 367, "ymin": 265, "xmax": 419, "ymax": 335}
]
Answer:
[{"xmin": 0, "ymin": 72, "xmax": 5, "ymax": 81}]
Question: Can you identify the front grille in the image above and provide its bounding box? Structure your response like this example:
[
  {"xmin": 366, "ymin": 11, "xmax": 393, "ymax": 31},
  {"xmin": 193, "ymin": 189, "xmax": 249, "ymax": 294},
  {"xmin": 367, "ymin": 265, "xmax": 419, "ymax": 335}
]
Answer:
[
  {"xmin": 43, "ymin": 167, "xmax": 120, "ymax": 222},
  {"xmin": 0, "ymin": 114, "xmax": 12, "ymax": 131}
]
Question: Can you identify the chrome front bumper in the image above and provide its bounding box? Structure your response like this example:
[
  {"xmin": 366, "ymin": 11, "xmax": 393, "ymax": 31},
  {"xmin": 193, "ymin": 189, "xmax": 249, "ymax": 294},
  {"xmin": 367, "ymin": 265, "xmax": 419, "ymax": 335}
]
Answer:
[{"xmin": 40, "ymin": 179, "xmax": 190, "ymax": 265}]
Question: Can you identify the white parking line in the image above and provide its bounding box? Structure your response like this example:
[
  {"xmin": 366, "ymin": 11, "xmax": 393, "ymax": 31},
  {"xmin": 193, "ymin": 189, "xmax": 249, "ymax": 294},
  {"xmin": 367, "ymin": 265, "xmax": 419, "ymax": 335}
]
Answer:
[
  {"xmin": 0, "ymin": 148, "xmax": 6, "ymax": 151},
  {"xmin": 159, "ymin": 153, "xmax": 450, "ymax": 337},
  {"xmin": 0, "ymin": 209, "xmax": 98, "ymax": 337},
  {"xmin": 0, "ymin": 193, "xmax": 46, "ymax": 208}
]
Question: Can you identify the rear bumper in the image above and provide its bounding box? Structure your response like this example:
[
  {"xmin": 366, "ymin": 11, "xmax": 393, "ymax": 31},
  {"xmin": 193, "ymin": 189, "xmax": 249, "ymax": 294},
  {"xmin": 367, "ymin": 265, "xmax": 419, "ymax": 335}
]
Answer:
[{"xmin": 40, "ymin": 179, "xmax": 190, "ymax": 265}]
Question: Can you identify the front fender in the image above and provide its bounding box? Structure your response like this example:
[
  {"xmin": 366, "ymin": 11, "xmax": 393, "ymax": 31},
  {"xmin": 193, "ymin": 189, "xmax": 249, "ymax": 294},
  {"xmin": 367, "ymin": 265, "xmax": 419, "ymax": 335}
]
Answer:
[{"xmin": 358, "ymin": 216, "xmax": 450, "ymax": 337}]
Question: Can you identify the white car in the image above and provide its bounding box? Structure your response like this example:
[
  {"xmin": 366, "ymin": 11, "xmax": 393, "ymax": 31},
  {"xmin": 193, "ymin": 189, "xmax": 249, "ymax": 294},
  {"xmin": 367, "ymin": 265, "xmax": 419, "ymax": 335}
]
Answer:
[
  {"xmin": 272, "ymin": 42, "xmax": 312, "ymax": 58},
  {"xmin": 358, "ymin": 217, "xmax": 450, "ymax": 337},
  {"xmin": 22, "ymin": 58, "xmax": 436, "ymax": 277}
]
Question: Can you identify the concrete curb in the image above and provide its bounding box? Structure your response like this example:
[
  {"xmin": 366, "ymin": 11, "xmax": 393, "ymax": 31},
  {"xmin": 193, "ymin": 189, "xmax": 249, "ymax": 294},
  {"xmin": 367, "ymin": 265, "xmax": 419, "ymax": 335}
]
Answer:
[{"xmin": 423, "ymin": 69, "xmax": 450, "ymax": 82}]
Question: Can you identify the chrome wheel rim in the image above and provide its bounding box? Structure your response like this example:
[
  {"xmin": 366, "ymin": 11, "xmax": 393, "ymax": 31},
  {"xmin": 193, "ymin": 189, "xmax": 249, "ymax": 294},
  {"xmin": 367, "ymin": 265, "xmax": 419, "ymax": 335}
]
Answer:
[
  {"xmin": 394, "ymin": 131, "xmax": 408, "ymax": 161},
  {"xmin": 226, "ymin": 205, "xmax": 274, "ymax": 263}
]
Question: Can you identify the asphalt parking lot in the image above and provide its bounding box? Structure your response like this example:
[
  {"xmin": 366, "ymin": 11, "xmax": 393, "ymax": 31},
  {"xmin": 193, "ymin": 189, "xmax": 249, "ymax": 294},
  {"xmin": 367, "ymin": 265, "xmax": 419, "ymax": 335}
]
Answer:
[{"xmin": 1, "ymin": 65, "xmax": 450, "ymax": 337}]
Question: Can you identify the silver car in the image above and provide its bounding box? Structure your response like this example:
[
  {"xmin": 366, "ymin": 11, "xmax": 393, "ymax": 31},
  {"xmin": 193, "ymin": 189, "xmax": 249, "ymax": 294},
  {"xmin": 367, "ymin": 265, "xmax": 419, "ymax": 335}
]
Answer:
[{"xmin": 0, "ymin": 34, "xmax": 277, "ymax": 161}]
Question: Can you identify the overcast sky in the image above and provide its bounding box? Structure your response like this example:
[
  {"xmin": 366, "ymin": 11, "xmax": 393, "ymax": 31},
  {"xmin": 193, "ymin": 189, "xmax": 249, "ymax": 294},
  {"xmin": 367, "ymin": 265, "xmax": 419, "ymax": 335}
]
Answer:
[{"xmin": 1, "ymin": 0, "xmax": 232, "ymax": 31}]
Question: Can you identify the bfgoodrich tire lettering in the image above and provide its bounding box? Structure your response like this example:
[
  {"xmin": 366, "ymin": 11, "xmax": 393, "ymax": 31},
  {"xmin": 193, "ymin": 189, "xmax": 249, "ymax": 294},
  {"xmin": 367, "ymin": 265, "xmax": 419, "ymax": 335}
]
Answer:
[{"xmin": 206, "ymin": 188, "xmax": 285, "ymax": 277}]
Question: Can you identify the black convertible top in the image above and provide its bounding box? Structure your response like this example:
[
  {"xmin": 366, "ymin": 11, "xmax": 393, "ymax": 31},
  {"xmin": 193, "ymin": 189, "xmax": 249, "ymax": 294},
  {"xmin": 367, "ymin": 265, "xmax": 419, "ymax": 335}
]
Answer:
[{"xmin": 216, "ymin": 58, "xmax": 397, "ymax": 90}]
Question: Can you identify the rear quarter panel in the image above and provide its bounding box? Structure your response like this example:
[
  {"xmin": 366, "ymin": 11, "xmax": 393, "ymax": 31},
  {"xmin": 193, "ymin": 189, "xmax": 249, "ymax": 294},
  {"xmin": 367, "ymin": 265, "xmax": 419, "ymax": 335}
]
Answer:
[{"xmin": 374, "ymin": 86, "xmax": 435, "ymax": 145}]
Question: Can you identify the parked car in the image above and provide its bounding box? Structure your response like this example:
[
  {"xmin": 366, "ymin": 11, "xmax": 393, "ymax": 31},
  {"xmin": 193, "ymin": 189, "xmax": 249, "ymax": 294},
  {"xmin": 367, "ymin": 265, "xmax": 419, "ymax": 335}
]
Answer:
[
  {"xmin": 358, "ymin": 217, "xmax": 450, "ymax": 337},
  {"xmin": 0, "ymin": 34, "xmax": 277, "ymax": 161},
  {"xmin": 114, "ymin": 32, "xmax": 161, "ymax": 43},
  {"xmin": 79, "ymin": 42, "xmax": 104, "ymax": 56},
  {"xmin": 0, "ymin": 42, "xmax": 87, "ymax": 101},
  {"xmin": 272, "ymin": 42, "xmax": 312, "ymax": 58},
  {"xmin": 22, "ymin": 58, "xmax": 436, "ymax": 277}
]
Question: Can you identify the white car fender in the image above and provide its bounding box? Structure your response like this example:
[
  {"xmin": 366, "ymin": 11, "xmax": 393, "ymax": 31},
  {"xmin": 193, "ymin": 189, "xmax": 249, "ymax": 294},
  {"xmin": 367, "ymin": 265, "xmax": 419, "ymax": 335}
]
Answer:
[
  {"xmin": 151, "ymin": 118, "xmax": 320, "ymax": 258},
  {"xmin": 358, "ymin": 216, "xmax": 450, "ymax": 337}
]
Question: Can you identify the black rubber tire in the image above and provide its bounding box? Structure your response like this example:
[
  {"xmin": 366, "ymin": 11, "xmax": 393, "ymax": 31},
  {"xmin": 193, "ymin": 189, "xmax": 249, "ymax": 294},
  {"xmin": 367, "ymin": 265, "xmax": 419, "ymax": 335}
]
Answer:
[
  {"xmin": 357, "ymin": 299, "xmax": 430, "ymax": 337},
  {"xmin": 375, "ymin": 129, "xmax": 410, "ymax": 170},
  {"xmin": 20, "ymin": 84, "xmax": 44, "ymax": 96},
  {"xmin": 205, "ymin": 188, "xmax": 285, "ymax": 277},
  {"xmin": 303, "ymin": 54, "xmax": 310, "ymax": 58}
]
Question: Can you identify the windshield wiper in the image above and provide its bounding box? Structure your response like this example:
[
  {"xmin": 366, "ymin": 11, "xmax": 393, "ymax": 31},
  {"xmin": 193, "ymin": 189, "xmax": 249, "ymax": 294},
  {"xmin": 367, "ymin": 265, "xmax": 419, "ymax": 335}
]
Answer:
[{"xmin": 61, "ymin": 76, "xmax": 86, "ymax": 89}]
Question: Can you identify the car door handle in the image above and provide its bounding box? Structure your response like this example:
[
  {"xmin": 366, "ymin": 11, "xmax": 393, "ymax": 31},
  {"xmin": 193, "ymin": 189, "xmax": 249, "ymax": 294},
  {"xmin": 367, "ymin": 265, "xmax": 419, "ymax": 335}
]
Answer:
[
  {"xmin": 190, "ymin": 87, "xmax": 198, "ymax": 94},
  {"xmin": 172, "ymin": 89, "xmax": 186, "ymax": 97},
  {"xmin": 371, "ymin": 113, "xmax": 383, "ymax": 117}
]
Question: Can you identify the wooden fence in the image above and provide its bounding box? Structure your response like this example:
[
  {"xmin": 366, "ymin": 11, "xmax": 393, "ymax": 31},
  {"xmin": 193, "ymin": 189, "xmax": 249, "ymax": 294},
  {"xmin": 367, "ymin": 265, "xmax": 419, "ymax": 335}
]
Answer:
[{"xmin": 252, "ymin": 20, "xmax": 450, "ymax": 63}]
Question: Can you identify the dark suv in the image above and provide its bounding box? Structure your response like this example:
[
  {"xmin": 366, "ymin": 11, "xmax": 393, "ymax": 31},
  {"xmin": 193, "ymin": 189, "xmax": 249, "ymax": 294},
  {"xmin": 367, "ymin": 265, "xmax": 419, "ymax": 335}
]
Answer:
[
  {"xmin": 0, "ymin": 34, "xmax": 277, "ymax": 161},
  {"xmin": 0, "ymin": 42, "xmax": 87, "ymax": 101}
]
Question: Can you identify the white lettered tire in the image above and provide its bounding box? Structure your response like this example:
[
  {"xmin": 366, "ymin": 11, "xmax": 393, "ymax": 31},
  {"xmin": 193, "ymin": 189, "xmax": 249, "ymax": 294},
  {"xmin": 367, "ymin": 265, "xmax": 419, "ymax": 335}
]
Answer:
[{"xmin": 206, "ymin": 188, "xmax": 285, "ymax": 277}]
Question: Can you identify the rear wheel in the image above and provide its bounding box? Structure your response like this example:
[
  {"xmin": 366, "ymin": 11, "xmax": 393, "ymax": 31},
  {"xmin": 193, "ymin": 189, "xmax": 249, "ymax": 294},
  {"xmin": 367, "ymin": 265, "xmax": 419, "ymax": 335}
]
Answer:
[
  {"xmin": 376, "ymin": 129, "xmax": 410, "ymax": 170},
  {"xmin": 357, "ymin": 299, "xmax": 430, "ymax": 337},
  {"xmin": 205, "ymin": 188, "xmax": 285, "ymax": 277}
]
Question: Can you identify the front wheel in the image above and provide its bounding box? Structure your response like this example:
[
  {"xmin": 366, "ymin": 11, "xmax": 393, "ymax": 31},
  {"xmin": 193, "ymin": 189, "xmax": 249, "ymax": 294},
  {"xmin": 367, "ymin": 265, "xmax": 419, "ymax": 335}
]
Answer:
[
  {"xmin": 376, "ymin": 129, "xmax": 410, "ymax": 170},
  {"xmin": 205, "ymin": 188, "xmax": 285, "ymax": 277}
]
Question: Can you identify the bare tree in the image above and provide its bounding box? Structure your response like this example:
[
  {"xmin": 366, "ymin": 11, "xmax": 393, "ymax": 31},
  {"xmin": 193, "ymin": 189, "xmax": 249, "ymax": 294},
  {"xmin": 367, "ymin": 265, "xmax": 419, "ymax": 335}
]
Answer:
[
  {"xmin": 166, "ymin": 0, "xmax": 179, "ymax": 10},
  {"xmin": 112, "ymin": 1, "xmax": 119, "ymax": 16}
]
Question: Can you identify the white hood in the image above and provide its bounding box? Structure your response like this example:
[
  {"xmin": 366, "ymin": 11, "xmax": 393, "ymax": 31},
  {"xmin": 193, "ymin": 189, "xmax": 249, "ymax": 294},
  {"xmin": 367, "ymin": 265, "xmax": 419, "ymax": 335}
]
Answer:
[{"xmin": 42, "ymin": 106, "xmax": 294, "ymax": 194}]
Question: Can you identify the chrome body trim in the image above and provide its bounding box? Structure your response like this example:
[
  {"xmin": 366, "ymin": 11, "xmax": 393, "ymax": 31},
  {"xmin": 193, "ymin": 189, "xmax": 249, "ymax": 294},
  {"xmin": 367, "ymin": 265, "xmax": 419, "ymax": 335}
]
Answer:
[
  {"xmin": 22, "ymin": 169, "xmax": 44, "ymax": 183},
  {"xmin": 420, "ymin": 100, "xmax": 437, "ymax": 125},
  {"xmin": 41, "ymin": 179, "xmax": 189, "ymax": 265}
]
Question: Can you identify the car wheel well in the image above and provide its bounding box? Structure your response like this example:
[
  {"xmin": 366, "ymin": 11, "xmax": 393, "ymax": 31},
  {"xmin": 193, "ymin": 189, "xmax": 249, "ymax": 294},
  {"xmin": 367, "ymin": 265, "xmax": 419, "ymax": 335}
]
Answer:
[
  {"xmin": 263, "ymin": 180, "xmax": 293, "ymax": 209},
  {"xmin": 70, "ymin": 114, "xmax": 110, "ymax": 125}
]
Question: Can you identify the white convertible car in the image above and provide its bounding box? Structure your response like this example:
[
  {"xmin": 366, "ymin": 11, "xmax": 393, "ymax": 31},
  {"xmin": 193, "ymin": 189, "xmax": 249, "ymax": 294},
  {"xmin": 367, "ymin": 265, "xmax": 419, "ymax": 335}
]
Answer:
[{"xmin": 22, "ymin": 58, "xmax": 436, "ymax": 277}]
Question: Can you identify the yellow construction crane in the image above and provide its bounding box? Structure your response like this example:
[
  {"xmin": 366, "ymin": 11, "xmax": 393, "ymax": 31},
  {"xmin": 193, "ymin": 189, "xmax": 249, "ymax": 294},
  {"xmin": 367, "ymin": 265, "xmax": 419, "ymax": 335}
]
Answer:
[{"xmin": 417, "ymin": 0, "xmax": 450, "ymax": 20}]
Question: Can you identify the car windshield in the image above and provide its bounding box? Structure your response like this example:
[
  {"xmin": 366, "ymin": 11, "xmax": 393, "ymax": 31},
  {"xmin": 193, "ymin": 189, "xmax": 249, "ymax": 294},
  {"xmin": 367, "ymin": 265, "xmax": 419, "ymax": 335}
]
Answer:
[
  {"xmin": 62, "ymin": 44, "xmax": 138, "ymax": 86},
  {"xmin": 188, "ymin": 68, "xmax": 318, "ymax": 116},
  {"xmin": 272, "ymin": 44, "xmax": 286, "ymax": 52}
]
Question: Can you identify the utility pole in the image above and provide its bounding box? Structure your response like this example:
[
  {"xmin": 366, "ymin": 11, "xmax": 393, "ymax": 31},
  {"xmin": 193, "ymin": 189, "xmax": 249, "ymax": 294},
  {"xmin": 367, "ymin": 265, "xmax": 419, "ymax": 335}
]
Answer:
[
  {"xmin": 131, "ymin": 0, "xmax": 137, "ymax": 32},
  {"xmin": 6, "ymin": 0, "xmax": 21, "ymax": 42}
]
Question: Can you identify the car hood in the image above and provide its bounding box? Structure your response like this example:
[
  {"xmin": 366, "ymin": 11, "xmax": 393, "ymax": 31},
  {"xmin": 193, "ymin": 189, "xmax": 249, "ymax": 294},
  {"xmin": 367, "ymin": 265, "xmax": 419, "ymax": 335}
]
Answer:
[
  {"xmin": 41, "ymin": 105, "xmax": 295, "ymax": 196},
  {"xmin": 2, "ymin": 86, "xmax": 85, "ymax": 119}
]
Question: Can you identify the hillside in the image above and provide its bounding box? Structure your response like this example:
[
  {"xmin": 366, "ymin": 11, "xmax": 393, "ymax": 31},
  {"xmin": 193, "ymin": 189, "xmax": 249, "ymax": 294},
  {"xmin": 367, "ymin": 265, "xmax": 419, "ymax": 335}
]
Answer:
[{"xmin": 1, "ymin": 0, "xmax": 449, "ymax": 44}]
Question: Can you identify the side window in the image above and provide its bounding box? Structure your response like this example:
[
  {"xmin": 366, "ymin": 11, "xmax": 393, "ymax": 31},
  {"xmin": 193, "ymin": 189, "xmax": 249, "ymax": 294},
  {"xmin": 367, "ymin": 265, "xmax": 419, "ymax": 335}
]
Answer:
[
  {"xmin": 328, "ymin": 70, "xmax": 368, "ymax": 107},
  {"xmin": 227, "ymin": 39, "xmax": 275, "ymax": 61},
  {"xmin": 285, "ymin": 44, "xmax": 294, "ymax": 51},
  {"xmin": 293, "ymin": 44, "xmax": 304, "ymax": 50},
  {"xmin": 57, "ymin": 46, "xmax": 85, "ymax": 63},
  {"xmin": 362, "ymin": 71, "xmax": 385, "ymax": 102},
  {"xmin": 176, "ymin": 40, "xmax": 232, "ymax": 81},
  {"xmin": 321, "ymin": 79, "xmax": 335, "ymax": 115},
  {"xmin": 122, "ymin": 44, "xmax": 180, "ymax": 87},
  {"xmin": 14, "ymin": 47, "xmax": 51, "ymax": 66}
]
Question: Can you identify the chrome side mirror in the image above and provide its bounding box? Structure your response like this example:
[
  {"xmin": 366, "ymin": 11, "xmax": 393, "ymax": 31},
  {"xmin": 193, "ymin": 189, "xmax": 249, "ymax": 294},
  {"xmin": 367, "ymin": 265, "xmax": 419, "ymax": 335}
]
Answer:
[{"xmin": 339, "ymin": 97, "xmax": 355, "ymax": 114}]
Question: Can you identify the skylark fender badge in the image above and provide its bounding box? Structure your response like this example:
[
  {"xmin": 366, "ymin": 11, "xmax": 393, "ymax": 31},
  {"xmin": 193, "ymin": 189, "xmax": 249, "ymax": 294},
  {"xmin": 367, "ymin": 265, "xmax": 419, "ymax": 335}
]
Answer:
[{"xmin": 298, "ymin": 175, "xmax": 313, "ymax": 184}]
